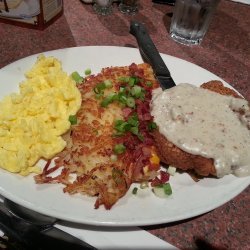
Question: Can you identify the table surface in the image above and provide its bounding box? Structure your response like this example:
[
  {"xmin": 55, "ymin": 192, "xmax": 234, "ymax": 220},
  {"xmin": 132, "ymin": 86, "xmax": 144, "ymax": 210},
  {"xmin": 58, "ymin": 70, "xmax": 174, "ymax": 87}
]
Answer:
[{"xmin": 1, "ymin": 0, "xmax": 249, "ymax": 249}]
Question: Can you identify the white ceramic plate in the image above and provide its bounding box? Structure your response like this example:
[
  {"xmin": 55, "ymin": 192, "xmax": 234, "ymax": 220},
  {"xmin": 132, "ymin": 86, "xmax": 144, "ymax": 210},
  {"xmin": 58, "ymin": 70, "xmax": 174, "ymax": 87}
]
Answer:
[{"xmin": 0, "ymin": 46, "xmax": 249, "ymax": 226}]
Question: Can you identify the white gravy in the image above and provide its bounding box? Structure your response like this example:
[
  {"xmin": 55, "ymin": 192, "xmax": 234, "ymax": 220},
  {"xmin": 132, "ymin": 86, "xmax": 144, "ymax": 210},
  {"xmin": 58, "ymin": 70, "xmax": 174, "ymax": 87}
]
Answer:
[{"xmin": 151, "ymin": 83, "xmax": 250, "ymax": 178}]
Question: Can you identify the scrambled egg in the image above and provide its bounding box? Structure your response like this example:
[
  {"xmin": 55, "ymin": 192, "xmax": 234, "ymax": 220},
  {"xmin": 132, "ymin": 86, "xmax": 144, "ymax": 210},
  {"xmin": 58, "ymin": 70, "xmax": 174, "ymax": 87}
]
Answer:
[{"xmin": 0, "ymin": 55, "xmax": 82, "ymax": 175}]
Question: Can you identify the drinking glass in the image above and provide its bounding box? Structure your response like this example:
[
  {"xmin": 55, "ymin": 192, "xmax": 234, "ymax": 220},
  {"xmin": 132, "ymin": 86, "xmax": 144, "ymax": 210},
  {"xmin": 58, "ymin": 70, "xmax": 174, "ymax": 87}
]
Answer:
[{"xmin": 169, "ymin": 0, "xmax": 220, "ymax": 45}]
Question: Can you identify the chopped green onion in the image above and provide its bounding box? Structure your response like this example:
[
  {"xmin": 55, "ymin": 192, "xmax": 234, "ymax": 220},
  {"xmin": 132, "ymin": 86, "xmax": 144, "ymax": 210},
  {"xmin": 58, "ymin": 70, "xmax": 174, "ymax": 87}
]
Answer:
[
  {"xmin": 130, "ymin": 85, "xmax": 145, "ymax": 100},
  {"xmin": 100, "ymin": 93, "xmax": 117, "ymax": 107},
  {"xmin": 104, "ymin": 79, "xmax": 113, "ymax": 88},
  {"xmin": 93, "ymin": 82, "xmax": 106, "ymax": 94},
  {"xmin": 163, "ymin": 183, "xmax": 172, "ymax": 195},
  {"xmin": 145, "ymin": 81, "xmax": 153, "ymax": 87},
  {"xmin": 127, "ymin": 114, "xmax": 139, "ymax": 127},
  {"xmin": 71, "ymin": 71, "xmax": 83, "ymax": 84},
  {"xmin": 84, "ymin": 68, "xmax": 91, "ymax": 75},
  {"xmin": 132, "ymin": 187, "xmax": 138, "ymax": 195},
  {"xmin": 118, "ymin": 94, "xmax": 127, "ymax": 104},
  {"xmin": 128, "ymin": 77, "xmax": 136, "ymax": 87},
  {"xmin": 114, "ymin": 120, "xmax": 131, "ymax": 133},
  {"xmin": 126, "ymin": 97, "xmax": 135, "ymax": 108},
  {"xmin": 148, "ymin": 121, "xmax": 157, "ymax": 131},
  {"xmin": 119, "ymin": 76, "xmax": 130, "ymax": 83},
  {"xmin": 128, "ymin": 76, "xmax": 139, "ymax": 86},
  {"xmin": 119, "ymin": 87, "xmax": 126, "ymax": 93},
  {"xmin": 69, "ymin": 115, "xmax": 77, "ymax": 125},
  {"xmin": 114, "ymin": 143, "xmax": 126, "ymax": 154},
  {"xmin": 114, "ymin": 119, "xmax": 124, "ymax": 127},
  {"xmin": 152, "ymin": 183, "xmax": 172, "ymax": 198},
  {"xmin": 130, "ymin": 126, "xmax": 139, "ymax": 136}
]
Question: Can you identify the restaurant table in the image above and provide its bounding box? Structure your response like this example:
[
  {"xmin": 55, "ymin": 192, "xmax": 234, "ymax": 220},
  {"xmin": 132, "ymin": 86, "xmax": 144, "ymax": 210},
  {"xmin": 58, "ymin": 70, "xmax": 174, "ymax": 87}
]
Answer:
[{"xmin": 0, "ymin": 0, "xmax": 249, "ymax": 249}]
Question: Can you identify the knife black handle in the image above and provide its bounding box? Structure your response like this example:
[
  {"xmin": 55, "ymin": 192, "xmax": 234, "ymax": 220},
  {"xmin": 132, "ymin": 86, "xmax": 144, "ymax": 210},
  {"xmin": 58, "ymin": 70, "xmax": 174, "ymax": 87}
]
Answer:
[
  {"xmin": 0, "ymin": 212, "xmax": 22, "ymax": 242},
  {"xmin": 0, "ymin": 205, "xmax": 31, "ymax": 249},
  {"xmin": 130, "ymin": 21, "xmax": 172, "ymax": 79}
]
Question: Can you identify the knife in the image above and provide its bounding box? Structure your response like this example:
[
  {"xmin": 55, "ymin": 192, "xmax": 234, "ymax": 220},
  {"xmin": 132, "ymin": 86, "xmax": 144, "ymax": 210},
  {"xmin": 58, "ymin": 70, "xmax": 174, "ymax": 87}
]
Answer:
[
  {"xmin": 130, "ymin": 21, "xmax": 176, "ymax": 90},
  {"xmin": 0, "ymin": 199, "xmax": 97, "ymax": 250}
]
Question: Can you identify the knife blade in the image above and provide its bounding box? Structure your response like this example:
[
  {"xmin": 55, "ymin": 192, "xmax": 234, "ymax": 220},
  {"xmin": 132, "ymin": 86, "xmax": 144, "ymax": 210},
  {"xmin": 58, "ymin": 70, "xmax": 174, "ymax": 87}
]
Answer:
[
  {"xmin": 0, "ymin": 200, "xmax": 97, "ymax": 250},
  {"xmin": 130, "ymin": 21, "xmax": 176, "ymax": 90}
]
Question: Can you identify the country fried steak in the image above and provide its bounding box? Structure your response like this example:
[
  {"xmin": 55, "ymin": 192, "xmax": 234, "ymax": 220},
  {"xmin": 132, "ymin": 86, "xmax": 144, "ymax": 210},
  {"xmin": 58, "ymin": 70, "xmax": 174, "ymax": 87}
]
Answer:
[{"xmin": 152, "ymin": 80, "xmax": 244, "ymax": 177}]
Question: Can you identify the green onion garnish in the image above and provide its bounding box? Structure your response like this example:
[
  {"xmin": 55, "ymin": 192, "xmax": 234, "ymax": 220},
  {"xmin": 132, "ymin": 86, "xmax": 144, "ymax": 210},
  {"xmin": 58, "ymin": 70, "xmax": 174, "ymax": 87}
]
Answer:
[
  {"xmin": 118, "ymin": 95, "xmax": 127, "ymax": 105},
  {"xmin": 113, "ymin": 115, "xmax": 143, "ymax": 140},
  {"xmin": 114, "ymin": 120, "xmax": 131, "ymax": 133},
  {"xmin": 114, "ymin": 143, "xmax": 126, "ymax": 154},
  {"xmin": 145, "ymin": 81, "xmax": 153, "ymax": 87},
  {"xmin": 130, "ymin": 127, "xmax": 144, "ymax": 141},
  {"xmin": 163, "ymin": 183, "xmax": 172, "ymax": 195},
  {"xmin": 127, "ymin": 114, "xmax": 139, "ymax": 127},
  {"xmin": 69, "ymin": 115, "xmax": 77, "ymax": 125},
  {"xmin": 128, "ymin": 76, "xmax": 139, "ymax": 86},
  {"xmin": 148, "ymin": 121, "xmax": 157, "ymax": 131},
  {"xmin": 100, "ymin": 92, "xmax": 117, "ymax": 107},
  {"xmin": 126, "ymin": 97, "xmax": 135, "ymax": 108},
  {"xmin": 84, "ymin": 68, "xmax": 91, "ymax": 75},
  {"xmin": 71, "ymin": 71, "xmax": 83, "ymax": 84},
  {"xmin": 130, "ymin": 85, "xmax": 145, "ymax": 99},
  {"xmin": 104, "ymin": 79, "xmax": 113, "ymax": 88},
  {"xmin": 119, "ymin": 87, "xmax": 126, "ymax": 93},
  {"xmin": 152, "ymin": 183, "xmax": 172, "ymax": 198},
  {"xmin": 130, "ymin": 126, "xmax": 139, "ymax": 135},
  {"xmin": 118, "ymin": 76, "xmax": 130, "ymax": 83},
  {"xmin": 132, "ymin": 187, "xmax": 138, "ymax": 195},
  {"xmin": 93, "ymin": 82, "xmax": 106, "ymax": 94}
]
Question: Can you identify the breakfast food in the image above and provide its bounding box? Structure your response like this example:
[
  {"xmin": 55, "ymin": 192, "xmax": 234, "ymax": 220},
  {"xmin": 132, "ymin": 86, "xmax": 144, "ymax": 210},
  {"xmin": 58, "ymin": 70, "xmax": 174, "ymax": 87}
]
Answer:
[
  {"xmin": 2, "ymin": 52, "xmax": 248, "ymax": 210},
  {"xmin": 151, "ymin": 80, "xmax": 250, "ymax": 178},
  {"xmin": 35, "ymin": 63, "xmax": 164, "ymax": 209},
  {"xmin": 0, "ymin": 55, "xmax": 81, "ymax": 175}
]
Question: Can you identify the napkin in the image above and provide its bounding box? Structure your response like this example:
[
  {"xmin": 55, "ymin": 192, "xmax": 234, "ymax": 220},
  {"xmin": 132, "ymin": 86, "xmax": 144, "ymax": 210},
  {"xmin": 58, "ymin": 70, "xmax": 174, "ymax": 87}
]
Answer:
[{"xmin": 56, "ymin": 223, "xmax": 178, "ymax": 250}]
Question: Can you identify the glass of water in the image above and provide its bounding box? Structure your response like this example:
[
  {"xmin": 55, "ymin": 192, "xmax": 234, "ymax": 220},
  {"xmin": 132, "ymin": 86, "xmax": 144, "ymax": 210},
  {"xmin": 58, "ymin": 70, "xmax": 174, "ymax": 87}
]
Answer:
[{"xmin": 169, "ymin": 0, "xmax": 220, "ymax": 46}]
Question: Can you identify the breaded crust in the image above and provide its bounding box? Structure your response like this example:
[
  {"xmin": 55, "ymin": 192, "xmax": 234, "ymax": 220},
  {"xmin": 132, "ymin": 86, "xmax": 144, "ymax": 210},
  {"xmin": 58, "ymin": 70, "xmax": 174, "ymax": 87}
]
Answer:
[{"xmin": 152, "ymin": 80, "xmax": 242, "ymax": 177}]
